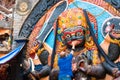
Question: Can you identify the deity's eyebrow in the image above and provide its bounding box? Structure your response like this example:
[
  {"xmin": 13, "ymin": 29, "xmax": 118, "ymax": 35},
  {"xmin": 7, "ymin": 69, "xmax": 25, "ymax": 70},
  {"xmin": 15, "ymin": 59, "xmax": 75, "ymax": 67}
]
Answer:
[{"xmin": 64, "ymin": 28, "xmax": 71, "ymax": 32}]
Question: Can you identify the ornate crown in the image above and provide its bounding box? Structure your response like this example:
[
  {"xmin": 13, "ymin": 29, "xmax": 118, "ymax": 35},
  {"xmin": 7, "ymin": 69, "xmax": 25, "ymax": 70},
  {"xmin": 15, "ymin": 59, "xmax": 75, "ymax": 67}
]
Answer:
[{"xmin": 58, "ymin": 8, "xmax": 87, "ymax": 31}]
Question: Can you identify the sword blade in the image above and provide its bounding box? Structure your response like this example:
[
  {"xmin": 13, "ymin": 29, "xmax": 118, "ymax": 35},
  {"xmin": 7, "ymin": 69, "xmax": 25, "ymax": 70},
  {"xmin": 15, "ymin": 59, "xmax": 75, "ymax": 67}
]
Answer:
[{"xmin": 36, "ymin": 1, "xmax": 67, "ymax": 42}]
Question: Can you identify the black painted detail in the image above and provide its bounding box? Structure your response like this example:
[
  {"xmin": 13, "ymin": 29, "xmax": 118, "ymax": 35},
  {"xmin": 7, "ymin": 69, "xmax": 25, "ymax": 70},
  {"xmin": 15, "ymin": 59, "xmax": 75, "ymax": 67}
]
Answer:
[{"xmin": 108, "ymin": 43, "xmax": 120, "ymax": 61}]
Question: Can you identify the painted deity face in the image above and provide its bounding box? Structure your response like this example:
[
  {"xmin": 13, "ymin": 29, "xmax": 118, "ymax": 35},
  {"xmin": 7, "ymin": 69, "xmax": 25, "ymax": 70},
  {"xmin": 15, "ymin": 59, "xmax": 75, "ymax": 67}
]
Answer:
[
  {"xmin": 102, "ymin": 17, "xmax": 120, "ymax": 40},
  {"xmin": 62, "ymin": 26, "xmax": 85, "ymax": 46},
  {"xmin": 57, "ymin": 8, "xmax": 88, "ymax": 48}
]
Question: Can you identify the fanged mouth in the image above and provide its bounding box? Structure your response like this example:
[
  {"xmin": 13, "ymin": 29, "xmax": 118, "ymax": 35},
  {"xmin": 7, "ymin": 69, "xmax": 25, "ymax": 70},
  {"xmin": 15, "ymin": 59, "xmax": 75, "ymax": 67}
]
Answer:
[
  {"xmin": 112, "ymin": 29, "xmax": 120, "ymax": 34},
  {"xmin": 110, "ymin": 30, "xmax": 120, "ymax": 39}
]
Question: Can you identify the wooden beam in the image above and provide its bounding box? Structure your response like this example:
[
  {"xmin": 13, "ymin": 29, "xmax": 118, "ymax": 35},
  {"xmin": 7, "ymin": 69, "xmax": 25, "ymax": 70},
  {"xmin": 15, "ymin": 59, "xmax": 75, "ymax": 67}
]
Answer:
[{"xmin": 0, "ymin": 5, "xmax": 12, "ymax": 14}]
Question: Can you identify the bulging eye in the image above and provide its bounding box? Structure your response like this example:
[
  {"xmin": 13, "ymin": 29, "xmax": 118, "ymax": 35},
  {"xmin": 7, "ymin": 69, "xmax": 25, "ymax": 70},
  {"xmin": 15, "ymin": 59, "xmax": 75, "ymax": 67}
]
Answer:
[
  {"xmin": 76, "ymin": 32, "xmax": 82, "ymax": 37},
  {"xmin": 107, "ymin": 22, "xmax": 110, "ymax": 26},
  {"xmin": 65, "ymin": 34, "xmax": 71, "ymax": 38}
]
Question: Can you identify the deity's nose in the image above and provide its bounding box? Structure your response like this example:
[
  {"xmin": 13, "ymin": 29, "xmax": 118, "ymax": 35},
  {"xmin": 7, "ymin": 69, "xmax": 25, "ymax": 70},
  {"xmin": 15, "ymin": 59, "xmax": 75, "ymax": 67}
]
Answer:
[{"xmin": 71, "ymin": 33, "xmax": 76, "ymax": 37}]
